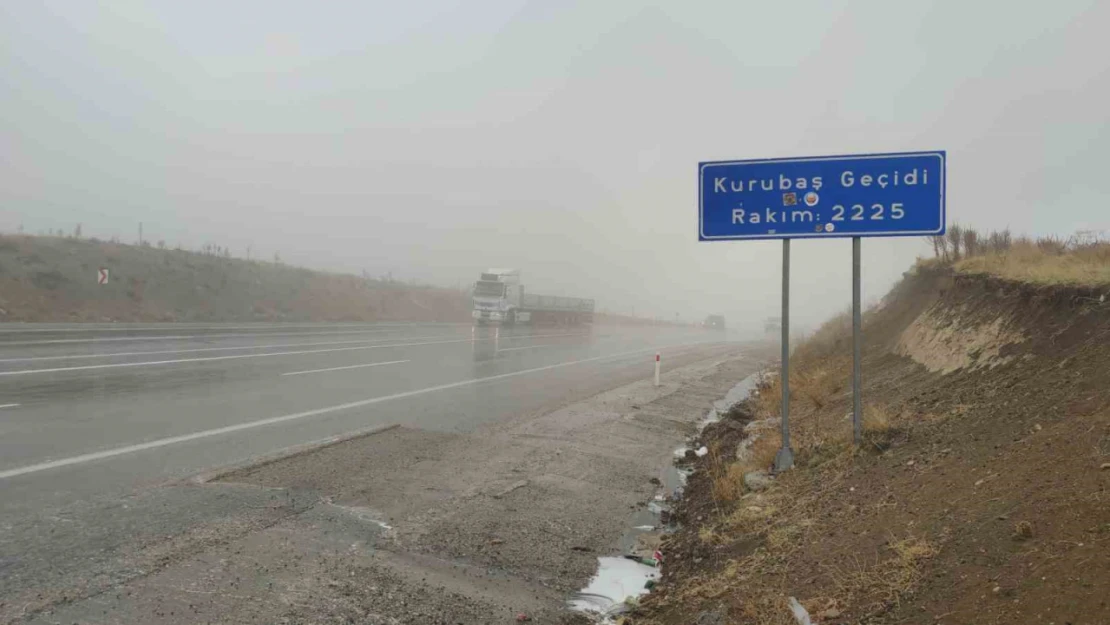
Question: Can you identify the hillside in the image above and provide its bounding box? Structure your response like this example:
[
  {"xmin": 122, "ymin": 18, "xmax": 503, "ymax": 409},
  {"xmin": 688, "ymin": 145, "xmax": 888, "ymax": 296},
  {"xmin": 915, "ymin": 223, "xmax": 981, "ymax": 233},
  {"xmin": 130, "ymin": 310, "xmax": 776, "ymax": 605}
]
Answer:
[
  {"xmin": 633, "ymin": 246, "xmax": 1110, "ymax": 624},
  {"xmin": 0, "ymin": 234, "xmax": 470, "ymax": 323}
]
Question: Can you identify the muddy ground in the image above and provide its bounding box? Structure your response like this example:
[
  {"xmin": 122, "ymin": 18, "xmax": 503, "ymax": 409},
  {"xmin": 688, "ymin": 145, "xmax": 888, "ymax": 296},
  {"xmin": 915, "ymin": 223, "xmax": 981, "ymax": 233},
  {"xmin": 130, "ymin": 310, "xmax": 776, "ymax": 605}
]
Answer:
[{"xmin": 7, "ymin": 345, "xmax": 776, "ymax": 625}]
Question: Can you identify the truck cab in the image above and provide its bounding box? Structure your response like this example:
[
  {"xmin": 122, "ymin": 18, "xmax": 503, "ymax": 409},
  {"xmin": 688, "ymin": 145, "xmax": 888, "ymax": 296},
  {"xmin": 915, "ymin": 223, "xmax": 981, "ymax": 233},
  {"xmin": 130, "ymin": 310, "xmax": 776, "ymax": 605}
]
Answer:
[{"xmin": 472, "ymin": 269, "xmax": 525, "ymax": 325}]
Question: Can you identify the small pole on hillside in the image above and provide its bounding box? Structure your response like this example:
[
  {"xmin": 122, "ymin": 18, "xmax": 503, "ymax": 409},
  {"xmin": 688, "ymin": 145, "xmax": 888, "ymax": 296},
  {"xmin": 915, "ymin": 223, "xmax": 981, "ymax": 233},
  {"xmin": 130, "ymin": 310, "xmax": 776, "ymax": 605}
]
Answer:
[
  {"xmin": 852, "ymin": 237, "xmax": 863, "ymax": 445},
  {"xmin": 775, "ymin": 239, "xmax": 795, "ymax": 472},
  {"xmin": 654, "ymin": 352, "xmax": 661, "ymax": 387}
]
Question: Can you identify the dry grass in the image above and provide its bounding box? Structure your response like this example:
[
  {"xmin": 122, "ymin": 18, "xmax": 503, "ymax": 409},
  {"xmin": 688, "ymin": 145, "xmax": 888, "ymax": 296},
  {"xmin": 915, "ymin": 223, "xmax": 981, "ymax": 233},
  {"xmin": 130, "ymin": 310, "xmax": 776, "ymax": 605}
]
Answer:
[
  {"xmin": 862, "ymin": 403, "xmax": 892, "ymax": 433},
  {"xmin": 721, "ymin": 499, "xmax": 777, "ymax": 536},
  {"xmin": 764, "ymin": 515, "xmax": 811, "ymax": 551},
  {"xmin": 698, "ymin": 525, "xmax": 724, "ymax": 545},
  {"xmin": 957, "ymin": 240, "xmax": 1110, "ymax": 286},
  {"xmin": 796, "ymin": 366, "xmax": 843, "ymax": 411},
  {"xmin": 754, "ymin": 374, "xmax": 781, "ymax": 420},
  {"xmin": 745, "ymin": 309, "xmax": 904, "ymax": 463},
  {"xmin": 925, "ymin": 227, "xmax": 1110, "ymax": 286},
  {"xmin": 736, "ymin": 433, "xmax": 782, "ymax": 474},
  {"xmin": 755, "ymin": 367, "xmax": 842, "ymax": 422},
  {"xmin": 709, "ymin": 445, "xmax": 747, "ymax": 504},
  {"xmin": 755, "ymin": 359, "xmax": 854, "ymax": 455},
  {"xmin": 668, "ymin": 551, "xmax": 786, "ymax": 612},
  {"xmin": 828, "ymin": 535, "xmax": 939, "ymax": 615},
  {"xmin": 793, "ymin": 309, "xmax": 853, "ymax": 363}
]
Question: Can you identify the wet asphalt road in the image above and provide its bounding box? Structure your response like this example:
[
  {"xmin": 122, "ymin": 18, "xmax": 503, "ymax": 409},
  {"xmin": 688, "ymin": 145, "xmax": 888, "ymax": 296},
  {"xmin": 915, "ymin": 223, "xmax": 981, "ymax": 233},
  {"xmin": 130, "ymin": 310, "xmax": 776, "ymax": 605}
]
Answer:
[{"xmin": 0, "ymin": 322, "xmax": 735, "ymax": 516}]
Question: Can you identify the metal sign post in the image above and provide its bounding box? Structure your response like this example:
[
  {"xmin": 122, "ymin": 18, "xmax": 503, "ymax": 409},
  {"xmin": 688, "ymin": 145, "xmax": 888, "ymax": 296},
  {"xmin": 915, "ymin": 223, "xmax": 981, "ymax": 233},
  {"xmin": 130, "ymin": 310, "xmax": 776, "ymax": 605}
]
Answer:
[
  {"xmin": 775, "ymin": 239, "xmax": 794, "ymax": 471},
  {"xmin": 852, "ymin": 237, "xmax": 862, "ymax": 445},
  {"xmin": 698, "ymin": 151, "xmax": 946, "ymax": 463}
]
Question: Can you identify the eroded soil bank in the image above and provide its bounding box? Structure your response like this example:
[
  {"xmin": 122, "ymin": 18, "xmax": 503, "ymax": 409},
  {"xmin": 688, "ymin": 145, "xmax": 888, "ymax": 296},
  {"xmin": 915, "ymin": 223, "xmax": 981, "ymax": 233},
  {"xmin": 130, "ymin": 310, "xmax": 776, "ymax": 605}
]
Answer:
[{"xmin": 634, "ymin": 269, "xmax": 1110, "ymax": 625}]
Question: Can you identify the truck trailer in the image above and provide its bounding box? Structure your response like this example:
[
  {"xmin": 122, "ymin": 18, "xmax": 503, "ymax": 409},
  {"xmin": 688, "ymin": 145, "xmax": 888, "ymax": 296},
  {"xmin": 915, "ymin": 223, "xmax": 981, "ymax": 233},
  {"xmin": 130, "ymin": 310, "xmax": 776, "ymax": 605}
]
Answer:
[{"xmin": 471, "ymin": 269, "xmax": 594, "ymax": 326}]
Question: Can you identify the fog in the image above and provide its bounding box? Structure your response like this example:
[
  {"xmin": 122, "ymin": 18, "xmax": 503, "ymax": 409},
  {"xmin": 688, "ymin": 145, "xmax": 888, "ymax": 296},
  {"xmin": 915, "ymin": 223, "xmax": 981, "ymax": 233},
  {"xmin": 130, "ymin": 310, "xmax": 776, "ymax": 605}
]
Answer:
[{"xmin": 2, "ymin": 1, "xmax": 1108, "ymax": 333}]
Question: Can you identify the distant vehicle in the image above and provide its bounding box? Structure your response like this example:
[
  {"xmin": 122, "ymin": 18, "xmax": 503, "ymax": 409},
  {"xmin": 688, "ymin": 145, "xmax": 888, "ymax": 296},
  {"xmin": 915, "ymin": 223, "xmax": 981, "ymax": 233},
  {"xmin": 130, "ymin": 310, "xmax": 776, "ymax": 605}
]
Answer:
[
  {"xmin": 472, "ymin": 269, "xmax": 594, "ymax": 325},
  {"xmin": 704, "ymin": 315, "xmax": 726, "ymax": 331},
  {"xmin": 764, "ymin": 317, "xmax": 781, "ymax": 335}
]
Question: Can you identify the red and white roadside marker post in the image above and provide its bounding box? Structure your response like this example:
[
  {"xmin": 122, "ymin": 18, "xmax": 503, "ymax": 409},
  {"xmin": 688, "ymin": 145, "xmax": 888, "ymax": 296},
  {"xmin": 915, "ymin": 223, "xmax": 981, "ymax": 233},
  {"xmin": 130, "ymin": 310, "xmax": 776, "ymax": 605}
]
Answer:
[{"xmin": 654, "ymin": 352, "xmax": 661, "ymax": 387}]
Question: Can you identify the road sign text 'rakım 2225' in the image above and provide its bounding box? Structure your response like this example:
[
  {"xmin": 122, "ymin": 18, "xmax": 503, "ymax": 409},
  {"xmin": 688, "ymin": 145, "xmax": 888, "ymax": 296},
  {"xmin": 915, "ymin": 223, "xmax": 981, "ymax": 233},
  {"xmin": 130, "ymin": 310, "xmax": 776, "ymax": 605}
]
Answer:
[{"xmin": 699, "ymin": 151, "xmax": 946, "ymax": 240}]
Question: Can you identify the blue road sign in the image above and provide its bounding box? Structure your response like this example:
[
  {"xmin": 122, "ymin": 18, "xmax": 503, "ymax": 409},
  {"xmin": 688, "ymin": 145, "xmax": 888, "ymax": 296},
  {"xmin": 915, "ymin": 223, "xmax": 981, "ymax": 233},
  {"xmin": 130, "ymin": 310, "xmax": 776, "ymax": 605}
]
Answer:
[{"xmin": 699, "ymin": 151, "xmax": 945, "ymax": 241}]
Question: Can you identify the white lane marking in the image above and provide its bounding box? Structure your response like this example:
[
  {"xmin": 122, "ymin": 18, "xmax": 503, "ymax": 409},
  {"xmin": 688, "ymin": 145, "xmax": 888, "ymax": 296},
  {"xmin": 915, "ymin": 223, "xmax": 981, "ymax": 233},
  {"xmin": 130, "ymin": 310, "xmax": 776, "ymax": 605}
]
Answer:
[
  {"xmin": 0, "ymin": 403, "xmax": 19, "ymax": 409},
  {"xmin": 0, "ymin": 327, "xmax": 440, "ymax": 347},
  {"xmin": 282, "ymin": 360, "xmax": 410, "ymax": 376},
  {"xmin": 0, "ymin": 343, "xmax": 462, "ymax": 376},
  {"xmin": 0, "ymin": 334, "xmax": 461, "ymax": 363},
  {"xmin": 498, "ymin": 344, "xmax": 554, "ymax": 352},
  {"xmin": 0, "ymin": 333, "xmax": 592, "ymax": 377},
  {"xmin": 0, "ymin": 343, "xmax": 716, "ymax": 480},
  {"xmin": 0, "ymin": 323, "xmax": 455, "ymax": 334},
  {"xmin": 0, "ymin": 331, "xmax": 589, "ymax": 363}
]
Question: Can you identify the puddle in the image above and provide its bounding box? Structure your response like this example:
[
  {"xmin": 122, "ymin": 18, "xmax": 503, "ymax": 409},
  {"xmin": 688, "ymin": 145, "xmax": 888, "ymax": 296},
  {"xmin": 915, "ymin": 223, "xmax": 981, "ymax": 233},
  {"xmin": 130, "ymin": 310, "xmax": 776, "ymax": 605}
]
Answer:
[
  {"xmin": 325, "ymin": 503, "xmax": 394, "ymax": 531},
  {"xmin": 718, "ymin": 373, "xmax": 761, "ymax": 410},
  {"xmin": 698, "ymin": 373, "xmax": 760, "ymax": 428},
  {"xmin": 660, "ymin": 463, "xmax": 685, "ymax": 493},
  {"xmin": 567, "ymin": 557, "xmax": 659, "ymax": 616},
  {"xmin": 616, "ymin": 462, "xmax": 685, "ymax": 552},
  {"xmin": 671, "ymin": 469, "xmax": 693, "ymax": 495},
  {"xmin": 619, "ymin": 507, "xmax": 660, "ymax": 554}
]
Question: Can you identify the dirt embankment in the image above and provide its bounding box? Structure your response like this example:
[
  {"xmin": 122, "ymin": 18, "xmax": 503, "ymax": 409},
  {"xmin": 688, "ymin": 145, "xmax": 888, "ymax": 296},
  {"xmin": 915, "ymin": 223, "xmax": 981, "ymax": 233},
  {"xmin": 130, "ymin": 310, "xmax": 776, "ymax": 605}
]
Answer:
[
  {"xmin": 635, "ymin": 267, "xmax": 1110, "ymax": 625},
  {"xmin": 0, "ymin": 234, "xmax": 470, "ymax": 322}
]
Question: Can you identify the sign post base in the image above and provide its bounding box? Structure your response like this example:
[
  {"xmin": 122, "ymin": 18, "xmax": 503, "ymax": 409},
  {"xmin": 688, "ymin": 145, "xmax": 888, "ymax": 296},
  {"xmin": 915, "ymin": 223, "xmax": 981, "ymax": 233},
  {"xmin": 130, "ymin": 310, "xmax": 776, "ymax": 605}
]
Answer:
[{"xmin": 773, "ymin": 446, "xmax": 795, "ymax": 474}]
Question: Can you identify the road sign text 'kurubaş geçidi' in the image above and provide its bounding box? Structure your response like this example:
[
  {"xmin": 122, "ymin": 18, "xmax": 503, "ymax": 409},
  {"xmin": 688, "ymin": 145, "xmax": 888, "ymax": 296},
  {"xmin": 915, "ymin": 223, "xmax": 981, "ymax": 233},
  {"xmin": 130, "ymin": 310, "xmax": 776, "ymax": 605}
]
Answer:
[{"xmin": 699, "ymin": 151, "xmax": 945, "ymax": 240}]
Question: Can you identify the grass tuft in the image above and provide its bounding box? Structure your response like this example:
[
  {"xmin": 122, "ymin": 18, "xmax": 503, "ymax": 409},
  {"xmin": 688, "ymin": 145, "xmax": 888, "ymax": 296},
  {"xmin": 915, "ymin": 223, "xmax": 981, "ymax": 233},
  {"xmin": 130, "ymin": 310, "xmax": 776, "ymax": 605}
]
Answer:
[
  {"xmin": 862, "ymin": 404, "xmax": 892, "ymax": 433},
  {"xmin": 1012, "ymin": 520, "xmax": 1034, "ymax": 541},
  {"xmin": 709, "ymin": 453, "xmax": 747, "ymax": 504}
]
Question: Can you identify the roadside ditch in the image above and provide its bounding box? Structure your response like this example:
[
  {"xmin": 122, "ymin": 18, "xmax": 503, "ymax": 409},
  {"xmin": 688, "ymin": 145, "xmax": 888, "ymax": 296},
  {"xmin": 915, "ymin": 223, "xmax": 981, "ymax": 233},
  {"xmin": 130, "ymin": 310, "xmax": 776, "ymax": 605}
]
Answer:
[{"xmin": 566, "ymin": 372, "xmax": 765, "ymax": 622}]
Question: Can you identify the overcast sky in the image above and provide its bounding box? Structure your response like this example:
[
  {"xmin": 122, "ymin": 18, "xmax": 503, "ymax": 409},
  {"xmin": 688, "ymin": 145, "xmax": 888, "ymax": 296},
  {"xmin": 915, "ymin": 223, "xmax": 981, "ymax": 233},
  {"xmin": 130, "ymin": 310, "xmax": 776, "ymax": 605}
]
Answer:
[{"xmin": 2, "ymin": 1, "xmax": 1107, "ymax": 332}]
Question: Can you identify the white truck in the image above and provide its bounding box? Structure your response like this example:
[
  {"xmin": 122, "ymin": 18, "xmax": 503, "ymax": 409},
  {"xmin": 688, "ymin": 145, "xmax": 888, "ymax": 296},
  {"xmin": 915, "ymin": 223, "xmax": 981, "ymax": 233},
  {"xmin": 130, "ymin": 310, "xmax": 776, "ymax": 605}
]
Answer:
[{"xmin": 471, "ymin": 269, "xmax": 595, "ymax": 326}]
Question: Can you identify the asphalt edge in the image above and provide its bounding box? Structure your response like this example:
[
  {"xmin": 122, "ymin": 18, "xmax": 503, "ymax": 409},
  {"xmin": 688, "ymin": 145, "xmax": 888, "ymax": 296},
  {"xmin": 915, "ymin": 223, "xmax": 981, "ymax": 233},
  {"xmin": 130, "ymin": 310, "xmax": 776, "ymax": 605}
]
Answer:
[{"xmin": 188, "ymin": 423, "xmax": 400, "ymax": 484}]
